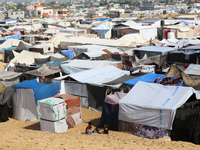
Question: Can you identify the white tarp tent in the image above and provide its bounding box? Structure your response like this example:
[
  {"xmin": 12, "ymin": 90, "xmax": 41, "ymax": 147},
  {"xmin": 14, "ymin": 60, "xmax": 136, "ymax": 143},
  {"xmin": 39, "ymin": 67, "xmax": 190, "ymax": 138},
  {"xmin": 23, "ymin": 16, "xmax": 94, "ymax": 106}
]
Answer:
[
  {"xmin": 119, "ymin": 81, "xmax": 200, "ymax": 130},
  {"xmin": 55, "ymin": 65, "xmax": 129, "ymax": 85},
  {"xmin": 119, "ymin": 33, "xmax": 147, "ymax": 46},
  {"xmin": 61, "ymin": 59, "xmax": 121, "ymax": 74},
  {"xmin": 10, "ymin": 50, "xmax": 49, "ymax": 65},
  {"xmin": 184, "ymin": 64, "xmax": 200, "ymax": 76}
]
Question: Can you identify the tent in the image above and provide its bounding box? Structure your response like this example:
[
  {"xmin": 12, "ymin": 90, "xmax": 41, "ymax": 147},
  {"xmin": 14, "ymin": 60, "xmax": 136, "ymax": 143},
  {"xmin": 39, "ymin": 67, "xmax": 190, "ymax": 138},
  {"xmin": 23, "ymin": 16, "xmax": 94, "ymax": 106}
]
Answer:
[
  {"xmin": 184, "ymin": 64, "xmax": 200, "ymax": 76},
  {"xmin": 100, "ymin": 92, "xmax": 126, "ymax": 131},
  {"xmin": 50, "ymin": 53, "xmax": 68, "ymax": 62},
  {"xmin": 119, "ymin": 81, "xmax": 200, "ymax": 137},
  {"xmin": 60, "ymin": 59, "xmax": 121, "ymax": 74},
  {"xmin": 10, "ymin": 50, "xmax": 50, "ymax": 65},
  {"xmin": 12, "ymin": 79, "xmax": 61, "ymax": 121},
  {"xmin": 91, "ymin": 23, "xmax": 111, "ymax": 37},
  {"xmin": 119, "ymin": 33, "xmax": 147, "ymax": 46},
  {"xmin": 16, "ymin": 41, "xmax": 32, "ymax": 51}
]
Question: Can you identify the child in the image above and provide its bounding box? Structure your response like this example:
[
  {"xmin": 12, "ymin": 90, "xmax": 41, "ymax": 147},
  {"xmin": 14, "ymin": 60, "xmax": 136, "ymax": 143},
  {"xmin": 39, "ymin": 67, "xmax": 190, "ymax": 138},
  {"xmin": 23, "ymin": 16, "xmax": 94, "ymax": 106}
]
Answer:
[
  {"xmin": 85, "ymin": 121, "xmax": 92, "ymax": 134},
  {"xmin": 87, "ymin": 126, "xmax": 96, "ymax": 135},
  {"xmin": 102, "ymin": 124, "xmax": 109, "ymax": 134},
  {"xmin": 93, "ymin": 125, "xmax": 100, "ymax": 133}
]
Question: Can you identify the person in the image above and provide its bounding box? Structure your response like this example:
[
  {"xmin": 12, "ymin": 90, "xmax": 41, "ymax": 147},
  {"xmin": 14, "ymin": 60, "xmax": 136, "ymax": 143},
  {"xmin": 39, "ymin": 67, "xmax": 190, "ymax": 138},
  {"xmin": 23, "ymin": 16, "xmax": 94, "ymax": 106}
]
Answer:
[
  {"xmin": 87, "ymin": 126, "xmax": 96, "ymax": 135},
  {"xmin": 93, "ymin": 125, "xmax": 100, "ymax": 133},
  {"xmin": 102, "ymin": 124, "xmax": 109, "ymax": 134},
  {"xmin": 85, "ymin": 121, "xmax": 92, "ymax": 134}
]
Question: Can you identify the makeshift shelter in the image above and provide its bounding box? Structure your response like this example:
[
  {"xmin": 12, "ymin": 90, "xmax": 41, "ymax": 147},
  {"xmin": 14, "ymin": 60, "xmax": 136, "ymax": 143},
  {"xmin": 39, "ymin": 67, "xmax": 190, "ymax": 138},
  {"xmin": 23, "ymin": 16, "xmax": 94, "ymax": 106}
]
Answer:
[
  {"xmin": 91, "ymin": 22, "xmax": 111, "ymax": 39},
  {"xmin": 100, "ymin": 92, "xmax": 126, "ymax": 131},
  {"xmin": 55, "ymin": 66, "xmax": 130, "ymax": 110},
  {"xmin": 165, "ymin": 64, "xmax": 200, "ymax": 87},
  {"xmin": 37, "ymin": 97, "xmax": 68, "ymax": 133},
  {"xmin": 24, "ymin": 64, "xmax": 61, "ymax": 80},
  {"xmin": 119, "ymin": 81, "xmax": 200, "ymax": 139},
  {"xmin": 54, "ymin": 94, "xmax": 82, "ymax": 128},
  {"xmin": 10, "ymin": 50, "xmax": 49, "ymax": 65},
  {"xmin": 119, "ymin": 33, "xmax": 147, "ymax": 46},
  {"xmin": 15, "ymin": 41, "xmax": 32, "ymax": 52},
  {"xmin": 50, "ymin": 53, "xmax": 68, "ymax": 62},
  {"xmin": 33, "ymin": 43, "xmax": 54, "ymax": 54},
  {"xmin": 184, "ymin": 64, "xmax": 200, "ymax": 76},
  {"xmin": 133, "ymin": 46, "xmax": 177, "ymax": 59},
  {"xmin": 167, "ymin": 51, "xmax": 198, "ymax": 64},
  {"xmin": 60, "ymin": 59, "xmax": 121, "ymax": 74},
  {"xmin": 13, "ymin": 79, "xmax": 61, "ymax": 121}
]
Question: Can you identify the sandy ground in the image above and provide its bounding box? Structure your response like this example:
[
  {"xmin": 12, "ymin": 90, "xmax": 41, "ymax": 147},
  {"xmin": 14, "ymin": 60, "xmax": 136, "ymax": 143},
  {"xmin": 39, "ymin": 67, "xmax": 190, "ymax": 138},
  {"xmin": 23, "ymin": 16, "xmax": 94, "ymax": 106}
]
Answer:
[{"xmin": 0, "ymin": 54, "xmax": 200, "ymax": 150}]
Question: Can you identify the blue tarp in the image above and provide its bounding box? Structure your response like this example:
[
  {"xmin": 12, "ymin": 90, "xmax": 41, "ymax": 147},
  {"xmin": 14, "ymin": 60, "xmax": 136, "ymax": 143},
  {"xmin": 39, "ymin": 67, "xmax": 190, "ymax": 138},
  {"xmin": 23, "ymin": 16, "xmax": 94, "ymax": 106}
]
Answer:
[
  {"xmin": 61, "ymin": 50, "xmax": 73, "ymax": 60},
  {"xmin": 3, "ymin": 46, "xmax": 14, "ymax": 50},
  {"xmin": 45, "ymin": 61, "xmax": 66, "ymax": 66},
  {"xmin": 96, "ymin": 18, "xmax": 108, "ymax": 21},
  {"xmin": 179, "ymin": 21, "xmax": 191, "ymax": 25},
  {"xmin": 124, "ymin": 73, "xmax": 166, "ymax": 86},
  {"xmin": 6, "ymin": 35, "xmax": 20, "ymax": 40},
  {"xmin": 14, "ymin": 79, "xmax": 61, "ymax": 104}
]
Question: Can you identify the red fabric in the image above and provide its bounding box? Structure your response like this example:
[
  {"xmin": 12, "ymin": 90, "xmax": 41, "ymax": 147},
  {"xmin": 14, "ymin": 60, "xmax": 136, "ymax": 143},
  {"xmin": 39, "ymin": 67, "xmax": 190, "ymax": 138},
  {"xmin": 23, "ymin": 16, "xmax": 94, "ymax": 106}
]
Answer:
[
  {"xmin": 164, "ymin": 29, "xmax": 171, "ymax": 39},
  {"xmin": 85, "ymin": 125, "xmax": 90, "ymax": 134},
  {"xmin": 184, "ymin": 64, "xmax": 189, "ymax": 68},
  {"xmin": 54, "ymin": 94, "xmax": 81, "ymax": 107}
]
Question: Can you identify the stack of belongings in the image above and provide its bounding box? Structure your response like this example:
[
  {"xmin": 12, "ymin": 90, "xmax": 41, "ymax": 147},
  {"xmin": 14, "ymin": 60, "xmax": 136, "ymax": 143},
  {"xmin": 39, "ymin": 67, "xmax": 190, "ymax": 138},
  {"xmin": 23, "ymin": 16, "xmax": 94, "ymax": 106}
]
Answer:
[
  {"xmin": 100, "ymin": 92, "xmax": 126, "ymax": 131},
  {"xmin": 37, "ymin": 97, "xmax": 68, "ymax": 133},
  {"xmin": 54, "ymin": 94, "xmax": 82, "ymax": 128}
]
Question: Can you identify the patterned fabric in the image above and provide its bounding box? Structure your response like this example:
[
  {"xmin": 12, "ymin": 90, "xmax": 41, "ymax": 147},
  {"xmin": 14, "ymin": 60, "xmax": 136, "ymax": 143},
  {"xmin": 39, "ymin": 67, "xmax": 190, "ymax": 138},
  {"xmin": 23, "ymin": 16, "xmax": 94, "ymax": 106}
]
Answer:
[{"xmin": 133, "ymin": 123, "xmax": 169, "ymax": 139}]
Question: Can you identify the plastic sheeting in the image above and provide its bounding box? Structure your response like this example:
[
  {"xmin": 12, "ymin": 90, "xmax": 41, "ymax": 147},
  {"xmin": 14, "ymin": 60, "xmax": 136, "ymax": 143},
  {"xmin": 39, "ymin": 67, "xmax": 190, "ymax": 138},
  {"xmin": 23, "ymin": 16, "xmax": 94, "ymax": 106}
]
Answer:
[
  {"xmin": 184, "ymin": 64, "xmax": 200, "ymax": 76},
  {"xmin": 60, "ymin": 65, "xmax": 129, "ymax": 85},
  {"xmin": 124, "ymin": 73, "xmax": 165, "ymax": 86},
  {"xmin": 119, "ymin": 81, "xmax": 200, "ymax": 130},
  {"xmin": 38, "ymin": 97, "xmax": 68, "ymax": 133},
  {"xmin": 14, "ymin": 79, "xmax": 61, "ymax": 104},
  {"xmin": 12, "ymin": 89, "xmax": 38, "ymax": 121}
]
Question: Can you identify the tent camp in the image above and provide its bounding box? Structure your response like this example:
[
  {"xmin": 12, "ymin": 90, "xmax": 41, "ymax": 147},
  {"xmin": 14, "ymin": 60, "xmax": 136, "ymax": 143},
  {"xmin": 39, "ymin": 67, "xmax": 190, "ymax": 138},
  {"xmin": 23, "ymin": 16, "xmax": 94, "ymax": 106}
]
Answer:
[
  {"xmin": 91, "ymin": 22, "xmax": 111, "ymax": 39},
  {"xmin": 55, "ymin": 66, "xmax": 130, "ymax": 110},
  {"xmin": 119, "ymin": 81, "xmax": 200, "ymax": 139}
]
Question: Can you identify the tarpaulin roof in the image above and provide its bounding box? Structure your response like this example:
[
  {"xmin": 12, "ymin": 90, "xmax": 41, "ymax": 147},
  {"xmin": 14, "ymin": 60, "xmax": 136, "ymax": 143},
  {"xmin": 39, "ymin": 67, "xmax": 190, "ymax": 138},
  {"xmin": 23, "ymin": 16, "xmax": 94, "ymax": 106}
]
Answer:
[
  {"xmin": 91, "ymin": 23, "xmax": 110, "ymax": 36},
  {"xmin": 134, "ymin": 46, "xmax": 177, "ymax": 54},
  {"xmin": 124, "ymin": 73, "xmax": 165, "ymax": 86},
  {"xmin": 119, "ymin": 81, "xmax": 200, "ymax": 130},
  {"xmin": 55, "ymin": 65, "xmax": 129, "ymax": 85},
  {"xmin": 14, "ymin": 79, "xmax": 60, "ymax": 104},
  {"xmin": 60, "ymin": 59, "xmax": 121, "ymax": 74},
  {"xmin": 0, "ymin": 70, "xmax": 22, "ymax": 81},
  {"xmin": 184, "ymin": 64, "xmax": 200, "ymax": 76}
]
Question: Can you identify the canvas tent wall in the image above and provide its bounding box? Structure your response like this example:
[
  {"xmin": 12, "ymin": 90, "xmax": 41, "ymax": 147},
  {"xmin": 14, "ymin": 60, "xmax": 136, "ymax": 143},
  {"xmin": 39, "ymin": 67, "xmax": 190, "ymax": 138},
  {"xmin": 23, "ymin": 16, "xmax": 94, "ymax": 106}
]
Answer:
[
  {"xmin": 184, "ymin": 64, "xmax": 200, "ymax": 76},
  {"xmin": 13, "ymin": 79, "xmax": 61, "ymax": 121},
  {"xmin": 119, "ymin": 81, "xmax": 200, "ymax": 130}
]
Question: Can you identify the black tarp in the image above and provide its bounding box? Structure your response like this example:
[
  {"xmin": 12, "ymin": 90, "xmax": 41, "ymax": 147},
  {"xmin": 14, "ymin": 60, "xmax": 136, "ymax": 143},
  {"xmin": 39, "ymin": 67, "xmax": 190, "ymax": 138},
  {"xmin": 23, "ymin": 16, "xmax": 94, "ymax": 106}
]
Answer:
[
  {"xmin": 100, "ymin": 102, "xmax": 119, "ymax": 131},
  {"xmin": 86, "ymin": 83, "xmax": 107, "ymax": 111},
  {"xmin": 0, "ymin": 104, "xmax": 9, "ymax": 122},
  {"xmin": 171, "ymin": 96, "xmax": 200, "ymax": 144},
  {"xmin": 168, "ymin": 52, "xmax": 197, "ymax": 64}
]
